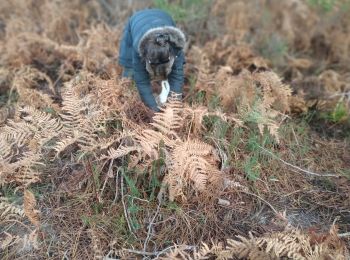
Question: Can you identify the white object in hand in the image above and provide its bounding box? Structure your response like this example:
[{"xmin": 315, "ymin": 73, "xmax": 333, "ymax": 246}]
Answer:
[{"xmin": 159, "ymin": 80, "xmax": 170, "ymax": 104}]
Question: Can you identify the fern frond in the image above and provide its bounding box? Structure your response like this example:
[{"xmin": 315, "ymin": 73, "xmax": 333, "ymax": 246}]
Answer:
[
  {"xmin": 12, "ymin": 169, "xmax": 41, "ymax": 187},
  {"xmin": 58, "ymin": 78, "xmax": 113, "ymax": 155},
  {"xmin": 19, "ymin": 106, "xmax": 62, "ymax": 144},
  {"xmin": 253, "ymin": 71, "xmax": 292, "ymax": 112},
  {"xmin": 100, "ymin": 146, "xmax": 139, "ymax": 161},
  {"xmin": 53, "ymin": 136, "xmax": 78, "ymax": 156},
  {"xmin": 188, "ymin": 170, "xmax": 208, "ymax": 191},
  {"xmin": 1, "ymin": 149, "xmax": 42, "ymax": 186},
  {"xmin": 184, "ymin": 105, "xmax": 243, "ymax": 135},
  {"xmin": 164, "ymin": 139, "xmax": 220, "ymax": 201},
  {"xmin": 0, "ymin": 138, "xmax": 14, "ymax": 161},
  {"xmin": 1, "ymin": 121, "xmax": 34, "ymax": 147},
  {"xmin": 188, "ymin": 140, "xmax": 214, "ymax": 156},
  {"xmin": 0, "ymin": 200, "xmax": 25, "ymax": 220},
  {"xmin": 151, "ymin": 94, "xmax": 184, "ymax": 137},
  {"xmin": 135, "ymin": 135, "xmax": 160, "ymax": 160},
  {"xmin": 19, "ymin": 106, "xmax": 61, "ymax": 130},
  {"xmin": 60, "ymin": 87, "xmax": 86, "ymax": 129}
]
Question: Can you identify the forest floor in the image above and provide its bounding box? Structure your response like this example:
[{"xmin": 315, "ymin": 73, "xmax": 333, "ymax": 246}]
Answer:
[{"xmin": 0, "ymin": 0, "xmax": 349, "ymax": 259}]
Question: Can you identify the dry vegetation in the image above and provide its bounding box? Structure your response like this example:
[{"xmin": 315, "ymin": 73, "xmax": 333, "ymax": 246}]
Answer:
[{"xmin": 0, "ymin": 0, "xmax": 349, "ymax": 259}]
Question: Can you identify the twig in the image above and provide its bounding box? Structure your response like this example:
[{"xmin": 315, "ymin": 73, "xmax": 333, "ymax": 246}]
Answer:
[
  {"xmin": 121, "ymin": 245, "xmax": 195, "ymax": 258},
  {"xmin": 155, "ymin": 245, "xmax": 195, "ymax": 259},
  {"xmin": 240, "ymin": 190, "xmax": 280, "ymax": 217},
  {"xmin": 338, "ymin": 232, "xmax": 350, "ymax": 238},
  {"xmin": 291, "ymin": 126, "xmax": 299, "ymax": 146},
  {"xmin": 329, "ymin": 91, "xmax": 350, "ymax": 99},
  {"xmin": 143, "ymin": 202, "xmax": 161, "ymax": 252},
  {"xmin": 124, "ymin": 195, "xmax": 150, "ymax": 204},
  {"xmin": 120, "ymin": 168, "xmax": 136, "ymax": 239},
  {"xmin": 1, "ymin": 219, "xmax": 33, "ymax": 232},
  {"xmin": 113, "ymin": 167, "xmax": 120, "ymax": 203},
  {"xmin": 123, "ymin": 249, "xmax": 157, "ymax": 256},
  {"xmin": 100, "ymin": 159, "xmax": 114, "ymax": 200},
  {"xmin": 258, "ymin": 145, "xmax": 340, "ymax": 178}
]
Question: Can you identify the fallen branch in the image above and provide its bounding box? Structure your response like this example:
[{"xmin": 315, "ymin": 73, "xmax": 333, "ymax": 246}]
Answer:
[
  {"xmin": 143, "ymin": 201, "xmax": 161, "ymax": 252},
  {"xmin": 240, "ymin": 190, "xmax": 280, "ymax": 217},
  {"xmin": 258, "ymin": 145, "xmax": 340, "ymax": 178},
  {"xmin": 338, "ymin": 232, "xmax": 350, "ymax": 238},
  {"xmin": 120, "ymin": 245, "xmax": 195, "ymax": 258}
]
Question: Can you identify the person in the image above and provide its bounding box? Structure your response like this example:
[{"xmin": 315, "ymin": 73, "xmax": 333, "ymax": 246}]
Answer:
[{"xmin": 118, "ymin": 8, "xmax": 186, "ymax": 111}]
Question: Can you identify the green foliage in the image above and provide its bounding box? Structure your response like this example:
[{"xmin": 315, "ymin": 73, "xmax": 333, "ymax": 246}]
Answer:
[
  {"xmin": 92, "ymin": 202, "xmax": 104, "ymax": 214},
  {"xmin": 122, "ymin": 170, "xmax": 140, "ymax": 198},
  {"xmin": 327, "ymin": 101, "xmax": 349, "ymax": 123},
  {"xmin": 258, "ymin": 34, "xmax": 288, "ymax": 67},
  {"xmin": 153, "ymin": 0, "xmax": 210, "ymax": 22},
  {"xmin": 92, "ymin": 163, "xmax": 101, "ymax": 191},
  {"xmin": 208, "ymin": 93, "xmax": 221, "ymax": 110},
  {"xmin": 194, "ymin": 90, "xmax": 206, "ymax": 104},
  {"xmin": 228, "ymin": 127, "xmax": 244, "ymax": 152},
  {"xmin": 243, "ymin": 155, "xmax": 260, "ymax": 181}
]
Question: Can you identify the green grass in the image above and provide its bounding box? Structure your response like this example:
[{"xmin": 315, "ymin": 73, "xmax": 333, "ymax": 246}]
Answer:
[
  {"xmin": 320, "ymin": 101, "xmax": 349, "ymax": 123},
  {"xmin": 153, "ymin": 0, "xmax": 210, "ymax": 23}
]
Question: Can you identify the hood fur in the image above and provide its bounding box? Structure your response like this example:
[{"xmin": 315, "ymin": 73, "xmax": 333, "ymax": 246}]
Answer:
[{"xmin": 138, "ymin": 26, "xmax": 186, "ymax": 58}]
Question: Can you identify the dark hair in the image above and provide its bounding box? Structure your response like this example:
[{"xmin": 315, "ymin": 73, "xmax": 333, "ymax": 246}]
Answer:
[
  {"xmin": 145, "ymin": 34, "xmax": 172, "ymax": 65},
  {"xmin": 144, "ymin": 33, "xmax": 175, "ymax": 79}
]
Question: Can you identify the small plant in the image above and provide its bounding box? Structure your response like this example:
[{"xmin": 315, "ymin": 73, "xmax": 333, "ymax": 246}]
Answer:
[
  {"xmin": 258, "ymin": 34, "xmax": 288, "ymax": 68},
  {"xmin": 243, "ymin": 155, "xmax": 260, "ymax": 181},
  {"xmin": 329, "ymin": 101, "xmax": 349, "ymax": 123}
]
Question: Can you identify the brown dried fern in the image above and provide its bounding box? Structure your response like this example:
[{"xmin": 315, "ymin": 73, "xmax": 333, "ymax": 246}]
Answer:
[
  {"xmin": 23, "ymin": 190, "xmax": 40, "ymax": 227},
  {"xmin": 0, "ymin": 105, "xmax": 62, "ymax": 186},
  {"xmin": 163, "ymin": 227, "xmax": 349, "ymax": 260}
]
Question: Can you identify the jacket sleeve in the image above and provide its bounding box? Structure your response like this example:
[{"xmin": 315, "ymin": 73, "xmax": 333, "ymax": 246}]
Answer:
[
  {"xmin": 132, "ymin": 50, "xmax": 159, "ymax": 111},
  {"xmin": 168, "ymin": 50, "xmax": 185, "ymax": 95},
  {"xmin": 118, "ymin": 19, "xmax": 133, "ymax": 67}
]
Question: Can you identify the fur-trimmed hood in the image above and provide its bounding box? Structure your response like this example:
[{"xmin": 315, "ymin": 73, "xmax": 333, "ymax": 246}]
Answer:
[{"xmin": 138, "ymin": 26, "xmax": 186, "ymax": 58}]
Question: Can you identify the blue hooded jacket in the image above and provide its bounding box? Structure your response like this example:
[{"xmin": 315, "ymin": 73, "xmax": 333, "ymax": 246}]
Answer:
[{"xmin": 119, "ymin": 9, "xmax": 186, "ymax": 111}]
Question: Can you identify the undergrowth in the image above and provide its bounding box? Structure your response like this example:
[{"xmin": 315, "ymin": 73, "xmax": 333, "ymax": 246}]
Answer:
[{"xmin": 0, "ymin": 0, "xmax": 349, "ymax": 259}]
